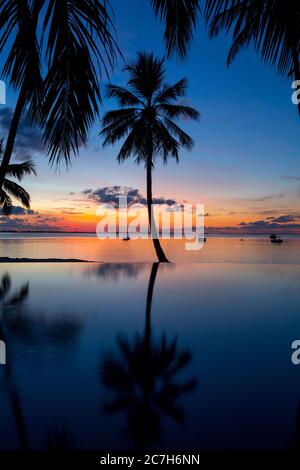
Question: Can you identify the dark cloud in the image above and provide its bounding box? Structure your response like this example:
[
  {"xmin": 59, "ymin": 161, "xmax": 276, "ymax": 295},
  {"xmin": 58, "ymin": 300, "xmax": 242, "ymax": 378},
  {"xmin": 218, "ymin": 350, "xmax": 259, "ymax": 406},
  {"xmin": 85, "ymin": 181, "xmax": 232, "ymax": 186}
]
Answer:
[
  {"xmin": 1, "ymin": 206, "xmax": 38, "ymax": 216},
  {"xmin": 83, "ymin": 186, "xmax": 178, "ymax": 207},
  {"xmin": 272, "ymin": 214, "xmax": 298, "ymax": 223},
  {"xmin": 0, "ymin": 107, "xmax": 43, "ymax": 160},
  {"xmin": 0, "ymin": 210, "xmax": 64, "ymax": 231},
  {"xmin": 82, "ymin": 189, "xmax": 92, "ymax": 195},
  {"xmin": 239, "ymin": 219, "xmax": 300, "ymax": 231}
]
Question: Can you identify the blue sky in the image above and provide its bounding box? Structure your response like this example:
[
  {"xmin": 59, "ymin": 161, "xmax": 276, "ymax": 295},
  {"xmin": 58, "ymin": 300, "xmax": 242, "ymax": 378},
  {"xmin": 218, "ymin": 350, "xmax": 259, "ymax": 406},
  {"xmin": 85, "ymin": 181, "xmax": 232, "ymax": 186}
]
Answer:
[{"xmin": 0, "ymin": 0, "xmax": 299, "ymax": 232}]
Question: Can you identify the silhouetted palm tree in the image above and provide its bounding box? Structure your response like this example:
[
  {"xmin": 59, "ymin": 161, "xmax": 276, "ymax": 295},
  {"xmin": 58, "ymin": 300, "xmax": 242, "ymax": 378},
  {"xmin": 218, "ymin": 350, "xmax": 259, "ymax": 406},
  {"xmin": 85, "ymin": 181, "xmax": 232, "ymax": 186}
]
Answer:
[
  {"xmin": 0, "ymin": 139, "xmax": 36, "ymax": 214},
  {"xmin": 100, "ymin": 52, "xmax": 199, "ymax": 262},
  {"xmin": 0, "ymin": 0, "xmax": 120, "ymax": 188},
  {"xmin": 101, "ymin": 263, "xmax": 197, "ymax": 448}
]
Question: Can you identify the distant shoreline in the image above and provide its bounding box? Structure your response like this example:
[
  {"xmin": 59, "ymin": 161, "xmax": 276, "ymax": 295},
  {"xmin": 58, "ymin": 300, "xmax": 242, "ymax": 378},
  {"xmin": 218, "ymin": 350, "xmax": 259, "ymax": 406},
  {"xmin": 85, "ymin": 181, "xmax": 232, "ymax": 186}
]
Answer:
[{"xmin": 0, "ymin": 231, "xmax": 300, "ymax": 237}]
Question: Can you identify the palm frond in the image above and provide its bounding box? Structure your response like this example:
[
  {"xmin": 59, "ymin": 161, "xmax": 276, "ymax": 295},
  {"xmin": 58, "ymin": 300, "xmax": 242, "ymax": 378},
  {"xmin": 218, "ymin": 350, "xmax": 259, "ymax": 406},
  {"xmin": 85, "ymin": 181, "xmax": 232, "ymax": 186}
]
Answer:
[
  {"xmin": 0, "ymin": 189, "xmax": 13, "ymax": 215},
  {"xmin": 102, "ymin": 108, "xmax": 139, "ymax": 127},
  {"xmin": 6, "ymin": 160, "xmax": 36, "ymax": 181},
  {"xmin": 117, "ymin": 122, "xmax": 146, "ymax": 163},
  {"xmin": 125, "ymin": 52, "xmax": 165, "ymax": 99},
  {"xmin": 154, "ymin": 78, "xmax": 187, "ymax": 104},
  {"xmin": 153, "ymin": 120, "xmax": 180, "ymax": 163},
  {"xmin": 151, "ymin": 0, "xmax": 200, "ymax": 60},
  {"xmin": 163, "ymin": 117, "xmax": 194, "ymax": 150},
  {"xmin": 106, "ymin": 85, "xmax": 143, "ymax": 106},
  {"xmin": 205, "ymin": 0, "xmax": 300, "ymax": 79},
  {"xmin": 101, "ymin": 111, "xmax": 139, "ymax": 147},
  {"xmin": 2, "ymin": 178, "xmax": 30, "ymax": 208},
  {"xmin": 0, "ymin": 0, "xmax": 43, "ymax": 124},
  {"xmin": 41, "ymin": 0, "xmax": 121, "ymax": 165},
  {"xmin": 158, "ymin": 103, "xmax": 200, "ymax": 120},
  {"xmin": 117, "ymin": 130, "xmax": 138, "ymax": 163}
]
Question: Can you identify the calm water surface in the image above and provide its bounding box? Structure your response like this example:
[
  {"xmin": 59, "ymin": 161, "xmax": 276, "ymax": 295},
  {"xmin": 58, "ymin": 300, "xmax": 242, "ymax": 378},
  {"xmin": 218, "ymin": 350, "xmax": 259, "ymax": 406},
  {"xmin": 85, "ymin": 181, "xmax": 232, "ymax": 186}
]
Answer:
[
  {"xmin": 0, "ymin": 235, "xmax": 300, "ymax": 450},
  {"xmin": 1, "ymin": 233, "xmax": 300, "ymax": 263}
]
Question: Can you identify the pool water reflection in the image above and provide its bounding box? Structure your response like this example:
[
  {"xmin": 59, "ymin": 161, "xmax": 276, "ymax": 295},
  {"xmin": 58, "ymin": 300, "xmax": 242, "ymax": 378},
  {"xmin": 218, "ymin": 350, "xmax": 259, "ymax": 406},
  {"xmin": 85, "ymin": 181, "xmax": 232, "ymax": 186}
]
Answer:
[{"xmin": 0, "ymin": 261, "xmax": 300, "ymax": 450}]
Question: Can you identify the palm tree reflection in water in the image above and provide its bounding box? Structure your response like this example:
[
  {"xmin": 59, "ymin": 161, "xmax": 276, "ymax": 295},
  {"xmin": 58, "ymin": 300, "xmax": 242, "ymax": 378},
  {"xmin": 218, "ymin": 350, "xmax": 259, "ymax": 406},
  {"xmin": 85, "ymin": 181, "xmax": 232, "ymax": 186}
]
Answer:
[
  {"xmin": 0, "ymin": 273, "xmax": 81, "ymax": 450},
  {"xmin": 0, "ymin": 274, "xmax": 30, "ymax": 449},
  {"xmin": 101, "ymin": 263, "xmax": 197, "ymax": 448}
]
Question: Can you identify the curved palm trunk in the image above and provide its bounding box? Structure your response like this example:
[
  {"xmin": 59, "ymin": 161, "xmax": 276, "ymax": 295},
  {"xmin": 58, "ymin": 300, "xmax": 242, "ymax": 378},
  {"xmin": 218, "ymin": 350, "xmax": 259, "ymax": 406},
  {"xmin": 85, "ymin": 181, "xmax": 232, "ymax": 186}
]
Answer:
[
  {"xmin": 0, "ymin": 90, "xmax": 27, "ymax": 189},
  {"xmin": 146, "ymin": 160, "xmax": 169, "ymax": 263}
]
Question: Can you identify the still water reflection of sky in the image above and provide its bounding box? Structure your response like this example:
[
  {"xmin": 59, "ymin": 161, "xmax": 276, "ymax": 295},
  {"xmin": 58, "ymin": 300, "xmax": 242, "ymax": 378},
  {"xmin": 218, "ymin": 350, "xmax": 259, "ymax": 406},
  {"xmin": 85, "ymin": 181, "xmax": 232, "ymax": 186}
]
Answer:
[{"xmin": 0, "ymin": 237, "xmax": 300, "ymax": 450}]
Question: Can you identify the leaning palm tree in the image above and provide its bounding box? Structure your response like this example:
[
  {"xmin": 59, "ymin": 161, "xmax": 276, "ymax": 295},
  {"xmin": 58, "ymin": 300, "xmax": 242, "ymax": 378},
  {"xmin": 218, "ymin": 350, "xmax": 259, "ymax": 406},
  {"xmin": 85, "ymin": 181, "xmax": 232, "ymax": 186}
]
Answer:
[
  {"xmin": 0, "ymin": 139, "xmax": 36, "ymax": 215},
  {"xmin": 100, "ymin": 52, "xmax": 199, "ymax": 263},
  {"xmin": 0, "ymin": 0, "xmax": 120, "ymax": 188}
]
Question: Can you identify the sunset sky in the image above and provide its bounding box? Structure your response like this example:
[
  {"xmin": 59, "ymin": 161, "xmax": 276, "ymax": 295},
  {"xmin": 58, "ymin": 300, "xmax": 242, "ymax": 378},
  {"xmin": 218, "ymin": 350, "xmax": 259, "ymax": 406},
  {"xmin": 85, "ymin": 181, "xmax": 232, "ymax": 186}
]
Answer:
[{"xmin": 0, "ymin": 0, "xmax": 299, "ymax": 234}]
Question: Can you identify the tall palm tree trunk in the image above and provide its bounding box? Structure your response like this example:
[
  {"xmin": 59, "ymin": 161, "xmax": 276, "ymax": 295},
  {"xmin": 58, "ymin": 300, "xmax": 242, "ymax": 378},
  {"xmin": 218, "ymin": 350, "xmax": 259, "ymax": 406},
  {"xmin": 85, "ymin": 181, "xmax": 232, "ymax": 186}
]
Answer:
[
  {"xmin": 146, "ymin": 159, "xmax": 169, "ymax": 263},
  {"xmin": 0, "ymin": 90, "xmax": 27, "ymax": 188}
]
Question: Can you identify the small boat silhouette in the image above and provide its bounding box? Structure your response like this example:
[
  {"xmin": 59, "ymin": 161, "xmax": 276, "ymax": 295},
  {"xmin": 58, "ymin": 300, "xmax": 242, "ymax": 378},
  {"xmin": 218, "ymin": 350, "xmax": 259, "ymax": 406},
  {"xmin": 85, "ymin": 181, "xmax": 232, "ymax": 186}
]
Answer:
[{"xmin": 270, "ymin": 234, "xmax": 283, "ymax": 244}]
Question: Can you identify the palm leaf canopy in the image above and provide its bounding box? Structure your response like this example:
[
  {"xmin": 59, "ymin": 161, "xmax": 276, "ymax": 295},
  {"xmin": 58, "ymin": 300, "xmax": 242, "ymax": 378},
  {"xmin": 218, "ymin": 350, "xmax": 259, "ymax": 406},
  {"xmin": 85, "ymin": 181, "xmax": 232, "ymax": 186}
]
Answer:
[
  {"xmin": 5, "ymin": 161, "xmax": 37, "ymax": 180},
  {"xmin": 205, "ymin": 0, "xmax": 300, "ymax": 78},
  {"xmin": 101, "ymin": 52, "xmax": 199, "ymax": 166},
  {"xmin": 151, "ymin": 0, "xmax": 200, "ymax": 60},
  {"xmin": 151, "ymin": 0, "xmax": 300, "ymax": 80},
  {"xmin": 0, "ymin": 0, "xmax": 120, "ymax": 166},
  {"xmin": 0, "ymin": 139, "xmax": 36, "ymax": 215},
  {"xmin": 0, "ymin": 0, "xmax": 43, "ymax": 123}
]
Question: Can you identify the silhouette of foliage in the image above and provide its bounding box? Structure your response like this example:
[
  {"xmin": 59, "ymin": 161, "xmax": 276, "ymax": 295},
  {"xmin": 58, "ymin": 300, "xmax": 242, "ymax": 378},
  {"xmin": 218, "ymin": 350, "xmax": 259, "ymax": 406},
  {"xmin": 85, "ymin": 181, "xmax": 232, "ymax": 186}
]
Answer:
[
  {"xmin": 101, "ymin": 52, "xmax": 199, "ymax": 262},
  {"xmin": 101, "ymin": 263, "xmax": 197, "ymax": 447}
]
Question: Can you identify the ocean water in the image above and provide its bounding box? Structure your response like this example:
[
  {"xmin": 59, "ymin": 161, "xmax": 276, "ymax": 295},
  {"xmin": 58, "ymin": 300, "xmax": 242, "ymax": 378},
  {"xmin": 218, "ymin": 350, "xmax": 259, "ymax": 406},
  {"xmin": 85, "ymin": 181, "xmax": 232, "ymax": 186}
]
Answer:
[
  {"xmin": 0, "ymin": 235, "xmax": 300, "ymax": 450},
  {"xmin": 0, "ymin": 233, "xmax": 300, "ymax": 263}
]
